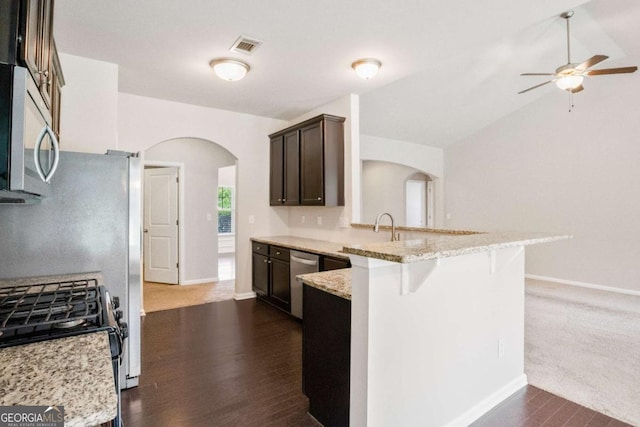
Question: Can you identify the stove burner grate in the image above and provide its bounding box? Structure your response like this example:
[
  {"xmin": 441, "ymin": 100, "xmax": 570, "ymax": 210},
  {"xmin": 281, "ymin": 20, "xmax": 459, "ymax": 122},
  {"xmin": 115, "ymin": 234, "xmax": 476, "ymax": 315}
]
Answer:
[{"xmin": 0, "ymin": 279, "xmax": 102, "ymax": 340}]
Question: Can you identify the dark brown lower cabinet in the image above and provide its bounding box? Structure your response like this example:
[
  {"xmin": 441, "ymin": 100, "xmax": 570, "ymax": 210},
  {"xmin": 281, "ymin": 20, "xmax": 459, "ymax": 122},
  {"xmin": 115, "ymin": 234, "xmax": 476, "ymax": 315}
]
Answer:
[
  {"xmin": 252, "ymin": 252, "xmax": 269, "ymax": 297},
  {"xmin": 303, "ymin": 284, "xmax": 351, "ymax": 427},
  {"xmin": 252, "ymin": 242, "xmax": 291, "ymax": 313},
  {"xmin": 322, "ymin": 256, "xmax": 350, "ymax": 271},
  {"xmin": 270, "ymin": 256, "xmax": 290, "ymax": 311}
]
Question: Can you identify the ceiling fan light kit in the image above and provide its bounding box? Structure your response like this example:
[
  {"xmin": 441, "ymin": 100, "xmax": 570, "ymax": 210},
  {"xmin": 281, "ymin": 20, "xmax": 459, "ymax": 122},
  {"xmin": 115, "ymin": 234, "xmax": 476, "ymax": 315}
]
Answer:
[
  {"xmin": 555, "ymin": 75, "xmax": 583, "ymax": 90},
  {"xmin": 518, "ymin": 10, "xmax": 637, "ymax": 99}
]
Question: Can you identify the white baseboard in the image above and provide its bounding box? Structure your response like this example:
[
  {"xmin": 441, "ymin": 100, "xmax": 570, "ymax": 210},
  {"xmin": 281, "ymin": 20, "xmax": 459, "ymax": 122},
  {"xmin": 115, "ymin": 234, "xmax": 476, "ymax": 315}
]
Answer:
[
  {"xmin": 181, "ymin": 277, "xmax": 218, "ymax": 286},
  {"xmin": 444, "ymin": 374, "xmax": 528, "ymax": 427},
  {"xmin": 525, "ymin": 274, "xmax": 640, "ymax": 297},
  {"xmin": 234, "ymin": 291, "xmax": 256, "ymax": 300}
]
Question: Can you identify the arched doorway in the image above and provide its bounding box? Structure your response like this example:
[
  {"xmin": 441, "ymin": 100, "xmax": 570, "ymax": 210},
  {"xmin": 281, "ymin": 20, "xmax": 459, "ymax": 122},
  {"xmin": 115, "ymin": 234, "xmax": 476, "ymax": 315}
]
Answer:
[
  {"xmin": 361, "ymin": 160, "xmax": 438, "ymax": 227},
  {"xmin": 141, "ymin": 137, "xmax": 238, "ymax": 312}
]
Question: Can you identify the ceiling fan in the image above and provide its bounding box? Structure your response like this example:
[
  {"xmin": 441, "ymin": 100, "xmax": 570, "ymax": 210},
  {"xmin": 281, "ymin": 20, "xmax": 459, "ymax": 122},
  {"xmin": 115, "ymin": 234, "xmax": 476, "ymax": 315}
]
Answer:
[{"xmin": 518, "ymin": 10, "xmax": 638, "ymax": 95}]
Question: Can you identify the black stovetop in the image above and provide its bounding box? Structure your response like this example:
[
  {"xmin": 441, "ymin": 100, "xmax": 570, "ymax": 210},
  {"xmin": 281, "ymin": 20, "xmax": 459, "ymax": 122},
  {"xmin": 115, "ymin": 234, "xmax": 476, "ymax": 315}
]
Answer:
[{"xmin": 0, "ymin": 279, "xmax": 124, "ymax": 358}]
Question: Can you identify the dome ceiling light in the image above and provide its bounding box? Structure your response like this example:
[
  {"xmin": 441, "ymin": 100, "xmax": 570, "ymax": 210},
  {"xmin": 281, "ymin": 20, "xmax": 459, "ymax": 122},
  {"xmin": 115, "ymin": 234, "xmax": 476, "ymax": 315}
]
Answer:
[
  {"xmin": 352, "ymin": 58, "xmax": 382, "ymax": 80},
  {"xmin": 209, "ymin": 58, "xmax": 250, "ymax": 82}
]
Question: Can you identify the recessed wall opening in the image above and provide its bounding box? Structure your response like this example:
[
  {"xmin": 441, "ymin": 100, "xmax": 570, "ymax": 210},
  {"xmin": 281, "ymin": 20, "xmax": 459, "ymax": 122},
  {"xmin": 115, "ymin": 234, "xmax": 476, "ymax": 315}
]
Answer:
[
  {"xmin": 361, "ymin": 160, "xmax": 438, "ymax": 227},
  {"xmin": 141, "ymin": 137, "xmax": 237, "ymax": 313}
]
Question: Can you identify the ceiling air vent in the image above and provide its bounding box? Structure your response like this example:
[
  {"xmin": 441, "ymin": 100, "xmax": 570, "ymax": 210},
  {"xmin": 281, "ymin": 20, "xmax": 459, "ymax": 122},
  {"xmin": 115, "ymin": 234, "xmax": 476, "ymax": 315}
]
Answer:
[{"xmin": 229, "ymin": 36, "xmax": 263, "ymax": 55}]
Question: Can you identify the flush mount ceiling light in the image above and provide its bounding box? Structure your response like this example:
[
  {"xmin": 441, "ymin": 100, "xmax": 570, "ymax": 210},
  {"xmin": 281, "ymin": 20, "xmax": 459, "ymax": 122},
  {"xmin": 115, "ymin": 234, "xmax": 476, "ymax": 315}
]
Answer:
[
  {"xmin": 352, "ymin": 58, "xmax": 382, "ymax": 80},
  {"xmin": 209, "ymin": 58, "xmax": 250, "ymax": 81}
]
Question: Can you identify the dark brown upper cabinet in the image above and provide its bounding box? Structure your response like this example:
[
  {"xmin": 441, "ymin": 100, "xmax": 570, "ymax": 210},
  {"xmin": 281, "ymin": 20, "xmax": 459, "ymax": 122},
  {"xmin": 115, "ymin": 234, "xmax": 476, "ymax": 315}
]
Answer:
[
  {"xmin": 269, "ymin": 114, "xmax": 345, "ymax": 207},
  {"xmin": 270, "ymin": 130, "xmax": 300, "ymax": 205},
  {"xmin": 1, "ymin": 0, "xmax": 63, "ymax": 131},
  {"xmin": 18, "ymin": 0, "xmax": 55, "ymax": 108}
]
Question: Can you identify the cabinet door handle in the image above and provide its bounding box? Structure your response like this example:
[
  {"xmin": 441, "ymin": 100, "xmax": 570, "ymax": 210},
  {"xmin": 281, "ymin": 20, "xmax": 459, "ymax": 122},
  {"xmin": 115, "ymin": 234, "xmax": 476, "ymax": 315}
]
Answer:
[
  {"xmin": 276, "ymin": 251, "xmax": 280, "ymax": 255},
  {"xmin": 277, "ymin": 199, "xmax": 282, "ymax": 202},
  {"xmin": 263, "ymin": 259, "xmax": 268, "ymax": 263},
  {"xmin": 282, "ymin": 198, "xmax": 286, "ymax": 202},
  {"xmin": 256, "ymin": 246, "xmax": 261, "ymax": 250},
  {"xmin": 317, "ymin": 197, "xmax": 322, "ymax": 201}
]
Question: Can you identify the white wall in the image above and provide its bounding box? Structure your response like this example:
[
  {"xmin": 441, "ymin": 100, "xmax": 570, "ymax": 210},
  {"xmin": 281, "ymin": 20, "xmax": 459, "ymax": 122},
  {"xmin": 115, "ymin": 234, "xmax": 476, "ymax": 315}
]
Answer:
[
  {"xmin": 445, "ymin": 78, "xmax": 640, "ymax": 292},
  {"xmin": 361, "ymin": 135, "xmax": 445, "ymax": 227},
  {"xmin": 218, "ymin": 165, "xmax": 235, "ymax": 187},
  {"xmin": 350, "ymin": 247, "xmax": 526, "ymax": 426},
  {"xmin": 145, "ymin": 138, "xmax": 235, "ymax": 283},
  {"xmin": 59, "ymin": 53, "xmax": 118, "ymax": 153}
]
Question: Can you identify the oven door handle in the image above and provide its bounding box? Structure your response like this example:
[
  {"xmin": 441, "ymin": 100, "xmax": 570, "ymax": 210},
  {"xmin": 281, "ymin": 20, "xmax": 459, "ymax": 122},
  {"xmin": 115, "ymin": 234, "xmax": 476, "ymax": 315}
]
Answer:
[{"xmin": 33, "ymin": 124, "xmax": 60, "ymax": 183}]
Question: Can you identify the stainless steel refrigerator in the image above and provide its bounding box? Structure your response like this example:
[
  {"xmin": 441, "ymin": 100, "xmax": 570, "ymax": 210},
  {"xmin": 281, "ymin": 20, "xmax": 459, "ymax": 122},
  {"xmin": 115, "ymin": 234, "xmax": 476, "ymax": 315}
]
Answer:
[{"xmin": 0, "ymin": 150, "xmax": 141, "ymax": 389}]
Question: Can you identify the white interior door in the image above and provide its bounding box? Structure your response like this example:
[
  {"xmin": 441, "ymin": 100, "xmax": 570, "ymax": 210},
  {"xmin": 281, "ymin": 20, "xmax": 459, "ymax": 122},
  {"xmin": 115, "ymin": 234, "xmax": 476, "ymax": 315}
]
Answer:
[
  {"xmin": 144, "ymin": 167, "xmax": 179, "ymax": 284},
  {"xmin": 405, "ymin": 180, "xmax": 426, "ymax": 227}
]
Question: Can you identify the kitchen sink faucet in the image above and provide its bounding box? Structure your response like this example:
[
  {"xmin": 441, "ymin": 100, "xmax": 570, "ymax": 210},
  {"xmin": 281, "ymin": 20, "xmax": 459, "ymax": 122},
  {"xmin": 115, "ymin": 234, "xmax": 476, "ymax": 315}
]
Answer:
[{"xmin": 373, "ymin": 212, "xmax": 400, "ymax": 241}]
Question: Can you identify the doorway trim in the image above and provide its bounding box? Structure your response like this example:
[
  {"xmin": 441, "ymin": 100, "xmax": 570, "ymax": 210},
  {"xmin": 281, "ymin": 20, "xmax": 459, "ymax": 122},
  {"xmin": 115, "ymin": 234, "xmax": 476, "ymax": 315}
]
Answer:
[{"xmin": 143, "ymin": 160, "xmax": 186, "ymax": 285}]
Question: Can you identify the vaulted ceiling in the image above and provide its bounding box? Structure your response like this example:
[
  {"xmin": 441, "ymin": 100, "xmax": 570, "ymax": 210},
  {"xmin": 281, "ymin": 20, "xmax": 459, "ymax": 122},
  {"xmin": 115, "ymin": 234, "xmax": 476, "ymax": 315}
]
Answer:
[{"xmin": 54, "ymin": 0, "xmax": 640, "ymax": 148}]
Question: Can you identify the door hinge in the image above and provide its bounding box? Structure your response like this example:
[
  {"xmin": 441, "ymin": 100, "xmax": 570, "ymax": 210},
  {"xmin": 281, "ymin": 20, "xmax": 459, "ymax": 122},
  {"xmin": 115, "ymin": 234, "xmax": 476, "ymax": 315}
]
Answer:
[
  {"xmin": 176, "ymin": 177, "xmax": 179, "ymax": 183},
  {"xmin": 176, "ymin": 262, "xmax": 179, "ymax": 268},
  {"xmin": 176, "ymin": 219, "xmax": 179, "ymax": 225}
]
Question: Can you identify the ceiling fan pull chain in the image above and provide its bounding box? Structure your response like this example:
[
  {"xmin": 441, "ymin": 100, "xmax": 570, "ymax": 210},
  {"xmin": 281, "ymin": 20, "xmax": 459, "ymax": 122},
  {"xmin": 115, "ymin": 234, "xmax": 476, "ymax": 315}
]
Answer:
[{"xmin": 569, "ymin": 92, "xmax": 574, "ymax": 112}]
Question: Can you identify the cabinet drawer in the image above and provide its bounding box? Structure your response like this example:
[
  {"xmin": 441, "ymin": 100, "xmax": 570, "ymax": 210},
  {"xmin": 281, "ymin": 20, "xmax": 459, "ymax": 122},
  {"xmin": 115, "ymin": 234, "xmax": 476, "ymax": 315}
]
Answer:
[
  {"xmin": 252, "ymin": 241, "xmax": 268, "ymax": 255},
  {"xmin": 270, "ymin": 246, "xmax": 290, "ymax": 262}
]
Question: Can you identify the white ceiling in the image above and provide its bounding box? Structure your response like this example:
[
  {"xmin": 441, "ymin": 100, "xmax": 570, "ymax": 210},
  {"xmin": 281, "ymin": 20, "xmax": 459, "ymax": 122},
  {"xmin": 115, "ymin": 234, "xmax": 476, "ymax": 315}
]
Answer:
[{"xmin": 54, "ymin": 0, "xmax": 640, "ymax": 148}]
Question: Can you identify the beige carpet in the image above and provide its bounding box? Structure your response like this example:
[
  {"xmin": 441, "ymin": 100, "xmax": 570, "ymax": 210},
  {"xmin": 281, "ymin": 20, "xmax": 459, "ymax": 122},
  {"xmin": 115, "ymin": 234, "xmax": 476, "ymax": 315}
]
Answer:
[
  {"xmin": 525, "ymin": 279, "xmax": 640, "ymax": 426},
  {"xmin": 143, "ymin": 280, "xmax": 235, "ymax": 313}
]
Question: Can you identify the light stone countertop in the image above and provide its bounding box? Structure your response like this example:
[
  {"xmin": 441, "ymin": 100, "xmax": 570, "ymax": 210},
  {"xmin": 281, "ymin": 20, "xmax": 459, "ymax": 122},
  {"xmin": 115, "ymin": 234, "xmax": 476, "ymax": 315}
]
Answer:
[
  {"xmin": 342, "ymin": 231, "xmax": 572, "ymax": 263},
  {"xmin": 298, "ymin": 268, "xmax": 352, "ymax": 300},
  {"xmin": 251, "ymin": 235, "xmax": 349, "ymax": 259},
  {"xmin": 350, "ymin": 223, "xmax": 481, "ymax": 235},
  {"xmin": 0, "ymin": 332, "xmax": 118, "ymax": 427}
]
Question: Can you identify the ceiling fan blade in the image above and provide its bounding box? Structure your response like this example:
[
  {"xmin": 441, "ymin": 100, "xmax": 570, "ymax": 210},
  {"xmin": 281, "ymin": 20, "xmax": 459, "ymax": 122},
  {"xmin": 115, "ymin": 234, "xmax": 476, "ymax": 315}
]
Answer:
[
  {"xmin": 570, "ymin": 85, "xmax": 584, "ymax": 93},
  {"xmin": 518, "ymin": 80, "xmax": 553, "ymax": 94},
  {"xmin": 520, "ymin": 73, "xmax": 555, "ymax": 76},
  {"xmin": 575, "ymin": 55, "xmax": 609, "ymax": 71},
  {"xmin": 586, "ymin": 66, "xmax": 638, "ymax": 75}
]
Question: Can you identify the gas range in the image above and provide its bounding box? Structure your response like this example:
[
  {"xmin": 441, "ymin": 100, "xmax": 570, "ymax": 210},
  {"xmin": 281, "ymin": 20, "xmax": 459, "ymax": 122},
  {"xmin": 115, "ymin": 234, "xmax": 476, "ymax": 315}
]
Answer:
[
  {"xmin": 0, "ymin": 276, "xmax": 128, "ymax": 426},
  {"xmin": 0, "ymin": 278, "xmax": 127, "ymax": 357}
]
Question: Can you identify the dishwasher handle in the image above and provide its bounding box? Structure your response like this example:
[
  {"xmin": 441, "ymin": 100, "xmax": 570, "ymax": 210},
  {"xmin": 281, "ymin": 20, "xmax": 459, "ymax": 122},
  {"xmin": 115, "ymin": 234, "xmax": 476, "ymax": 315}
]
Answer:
[{"xmin": 290, "ymin": 255, "xmax": 318, "ymax": 266}]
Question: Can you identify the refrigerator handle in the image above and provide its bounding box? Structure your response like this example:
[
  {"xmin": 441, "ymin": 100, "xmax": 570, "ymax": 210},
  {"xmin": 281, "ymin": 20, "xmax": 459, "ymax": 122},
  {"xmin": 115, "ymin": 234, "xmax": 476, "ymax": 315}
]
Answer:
[{"xmin": 33, "ymin": 125, "xmax": 60, "ymax": 183}]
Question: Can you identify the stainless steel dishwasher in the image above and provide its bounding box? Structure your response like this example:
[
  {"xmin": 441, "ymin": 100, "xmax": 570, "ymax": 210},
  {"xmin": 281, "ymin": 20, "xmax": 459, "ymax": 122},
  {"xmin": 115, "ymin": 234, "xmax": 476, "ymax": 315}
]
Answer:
[{"xmin": 290, "ymin": 250, "xmax": 320, "ymax": 319}]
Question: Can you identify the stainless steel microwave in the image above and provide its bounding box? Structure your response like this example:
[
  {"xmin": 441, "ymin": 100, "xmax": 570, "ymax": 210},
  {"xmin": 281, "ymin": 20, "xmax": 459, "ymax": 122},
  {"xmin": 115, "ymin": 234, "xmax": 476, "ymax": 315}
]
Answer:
[{"xmin": 0, "ymin": 64, "xmax": 60, "ymax": 204}]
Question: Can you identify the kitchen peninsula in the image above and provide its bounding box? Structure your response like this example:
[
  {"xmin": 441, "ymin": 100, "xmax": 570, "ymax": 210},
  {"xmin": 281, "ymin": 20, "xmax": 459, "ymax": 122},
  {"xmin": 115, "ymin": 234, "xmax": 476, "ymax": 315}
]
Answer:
[{"xmin": 299, "ymin": 229, "xmax": 570, "ymax": 427}]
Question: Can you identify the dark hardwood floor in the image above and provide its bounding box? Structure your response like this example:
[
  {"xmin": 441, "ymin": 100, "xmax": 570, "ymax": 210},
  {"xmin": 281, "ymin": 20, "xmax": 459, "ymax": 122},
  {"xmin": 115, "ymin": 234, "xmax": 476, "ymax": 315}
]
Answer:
[
  {"xmin": 121, "ymin": 299, "xmax": 319, "ymax": 426},
  {"xmin": 122, "ymin": 299, "xmax": 631, "ymax": 427}
]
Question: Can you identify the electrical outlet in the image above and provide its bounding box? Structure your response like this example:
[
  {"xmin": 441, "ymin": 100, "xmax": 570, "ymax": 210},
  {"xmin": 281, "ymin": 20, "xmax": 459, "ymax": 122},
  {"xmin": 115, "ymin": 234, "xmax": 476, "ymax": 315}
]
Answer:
[
  {"xmin": 446, "ymin": 213, "xmax": 452, "ymax": 220},
  {"xmin": 498, "ymin": 339, "xmax": 505, "ymax": 359},
  {"xmin": 316, "ymin": 216, "xmax": 322, "ymax": 225},
  {"xmin": 248, "ymin": 215, "xmax": 255, "ymax": 224},
  {"xmin": 206, "ymin": 213, "xmax": 213, "ymax": 221},
  {"xmin": 301, "ymin": 215, "xmax": 305, "ymax": 224},
  {"xmin": 339, "ymin": 216, "xmax": 349, "ymax": 228}
]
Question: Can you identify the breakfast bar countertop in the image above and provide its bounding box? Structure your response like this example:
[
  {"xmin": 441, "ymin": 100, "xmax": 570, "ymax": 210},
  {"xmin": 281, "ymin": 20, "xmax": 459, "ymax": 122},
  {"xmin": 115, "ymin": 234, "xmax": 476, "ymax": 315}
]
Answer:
[
  {"xmin": 251, "ymin": 235, "xmax": 349, "ymax": 259},
  {"xmin": 342, "ymin": 231, "xmax": 572, "ymax": 264},
  {"xmin": 298, "ymin": 268, "xmax": 352, "ymax": 300},
  {"xmin": 0, "ymin": 331, "xmax": 118, "ymax": 427}
]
